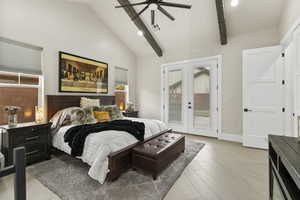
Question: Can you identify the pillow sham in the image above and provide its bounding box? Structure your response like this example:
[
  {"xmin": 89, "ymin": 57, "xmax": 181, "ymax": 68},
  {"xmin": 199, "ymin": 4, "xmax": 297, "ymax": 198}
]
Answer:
[
  {"xmin": 70, "ymin": 108, "xmax": 86, "ymax": 125},
  {"xmin": 80, "ymin": 97, "xmax": 100, "ymax": 108},
  {"xmin": 83, "ymin": 107, "xmax": 97, "ymax": 124},
  {"xmin": 93, "ymin": 105, "xmax": 123, "ymax": 121},
  {"xmin": 50, "ymin": 107, "xmax": 83, "ymax": 133},
  {"xmin": 94, "ymin": 111, "xmax": 111, "ymax": 122}
]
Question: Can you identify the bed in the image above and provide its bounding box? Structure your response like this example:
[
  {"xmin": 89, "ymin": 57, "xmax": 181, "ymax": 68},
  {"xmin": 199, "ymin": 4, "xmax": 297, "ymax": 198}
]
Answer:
[{"xmin": 47, "ymin": 95, "xmax": 169, "ymax": 184}]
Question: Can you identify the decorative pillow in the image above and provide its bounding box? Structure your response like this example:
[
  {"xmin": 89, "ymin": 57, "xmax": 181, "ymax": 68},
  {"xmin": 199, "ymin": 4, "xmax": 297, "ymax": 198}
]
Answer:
[
  {"xmin": 93, "ymin": 105, "xmax": 123, "ymax": 121},
  {"xmin": 80, "ymin": 97, "xmax": 100, "ymax": 108},
  {"xmin": 94, "ymin": 111, "xmax": 111, "ymax": 122},
  {"xmin": 83, "ymin": 107, "xmax": 97, "ymax": 124},
  {"xmin": 70, "ymin": 108, "xmax": 87, "ymax": 125}
]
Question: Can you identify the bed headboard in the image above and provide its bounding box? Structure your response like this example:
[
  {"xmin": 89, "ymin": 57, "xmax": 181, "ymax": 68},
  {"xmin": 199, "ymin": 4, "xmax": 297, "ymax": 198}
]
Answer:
[{"xmin": 47, "ymin": 95, "xmax": 115, "ymax": 121}]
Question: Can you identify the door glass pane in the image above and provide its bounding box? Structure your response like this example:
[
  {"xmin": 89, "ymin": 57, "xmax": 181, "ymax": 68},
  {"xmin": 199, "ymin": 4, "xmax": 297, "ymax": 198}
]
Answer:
[
  {"xmin": 193, "ymin": 67, "xmax": 210, "ymax": 129},
  {"xmin": 168, "ymin": 70, "xmax": 182, "ymax": 123}
]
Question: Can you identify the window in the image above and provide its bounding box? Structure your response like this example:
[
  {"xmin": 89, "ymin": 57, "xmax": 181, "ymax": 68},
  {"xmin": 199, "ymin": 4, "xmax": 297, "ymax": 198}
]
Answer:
[
  {"xmin": 115, "ymin": 67, "xmax": 129, "ymax": 111},
  {"xmin": 0, "ymin": 72, "xmax": 43, "ymax": 125},
  {"xmin": 0, "ymin": 37, "xmax": 43, "ymax": 125}
]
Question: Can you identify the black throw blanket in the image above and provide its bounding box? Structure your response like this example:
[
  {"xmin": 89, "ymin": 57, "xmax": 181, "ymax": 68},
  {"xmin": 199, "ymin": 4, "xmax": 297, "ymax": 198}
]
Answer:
[{"xmin": 64, "ymin": 120, "xmax": 145, "ymax": 157}]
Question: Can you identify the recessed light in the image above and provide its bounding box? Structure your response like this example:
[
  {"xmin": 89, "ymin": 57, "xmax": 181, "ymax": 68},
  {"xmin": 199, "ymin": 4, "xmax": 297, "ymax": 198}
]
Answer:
[
  {"xmin": 231, "ymin": 0, "xmax": 239, "ymax": 7},
  {"xmin": 137, "ymin": 30, "xmax": 144, "ymax": 36}
]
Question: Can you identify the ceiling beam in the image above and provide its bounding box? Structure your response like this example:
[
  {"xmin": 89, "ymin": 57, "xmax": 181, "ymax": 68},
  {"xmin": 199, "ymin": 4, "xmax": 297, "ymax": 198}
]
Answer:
[
  {"xmin": 117, "ymin": 0, "xmax": 163, "ymax": 57},
  {"xmin": 215, "ymin": 0, "xmax": 228, "ymax": 45}
]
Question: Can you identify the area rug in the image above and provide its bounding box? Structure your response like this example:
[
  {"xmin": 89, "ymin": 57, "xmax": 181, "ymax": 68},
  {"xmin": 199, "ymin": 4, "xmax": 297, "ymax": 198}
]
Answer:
[{"xmin": 28, "ymin": 139, "xmax": 204, "ymax": 200}]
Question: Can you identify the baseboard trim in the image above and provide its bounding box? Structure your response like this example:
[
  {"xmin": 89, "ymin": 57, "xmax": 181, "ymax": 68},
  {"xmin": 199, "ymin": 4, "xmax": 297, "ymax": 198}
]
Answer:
[{"xmin": 218, "ymin": 133, "xmax": 242, "ymax": 143}]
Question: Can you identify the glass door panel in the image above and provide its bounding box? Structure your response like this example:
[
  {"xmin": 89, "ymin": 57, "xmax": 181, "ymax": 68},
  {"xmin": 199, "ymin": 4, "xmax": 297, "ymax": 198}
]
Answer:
[
  {"xmin": 187, "ymin": 60, "xmax": 218, "ymax": 137},
  {"xmin": 168, "ymin": 69, "xmax": 183, "ymax": 124},
  {"xmin": 193, "ymin": 67, "xmax": 211, "ymax": 129}
]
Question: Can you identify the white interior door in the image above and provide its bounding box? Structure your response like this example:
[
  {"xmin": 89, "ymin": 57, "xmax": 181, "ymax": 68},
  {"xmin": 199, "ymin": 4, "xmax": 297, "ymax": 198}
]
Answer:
[
  {"xmin": 243, "ymin": 46, "xmax": 284, "ymax": 149},
  {"xmin": 291, "ymin": 28, "xmax": 300, "ymax": 137},
  {"xmin": 162, "ymin": 57, "xmax": 219, "ymax": 137},
  {"xmin": 284, "ymin": 42, "xmax": 295, "ymax": 137}
]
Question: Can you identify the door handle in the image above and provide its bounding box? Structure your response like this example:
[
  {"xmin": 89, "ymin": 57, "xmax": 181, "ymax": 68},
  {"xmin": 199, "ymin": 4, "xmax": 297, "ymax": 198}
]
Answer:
[
  {"xmin": 244, "ymin": 108, "xmax": 253, "ymax": 112},
  {"xmin": 188, "ymin": 106, "xmax": 192, "ymax": 109}
]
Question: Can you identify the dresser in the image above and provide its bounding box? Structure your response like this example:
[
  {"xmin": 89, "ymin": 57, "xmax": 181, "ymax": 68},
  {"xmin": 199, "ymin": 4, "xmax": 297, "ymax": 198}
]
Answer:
[
  {"xmin": 1, "ymin": 122, "xmax": 51, "ymax": 167},
  {"xmin": 269, "ymin": 135, "xmax": 300, "ymax": 200}
]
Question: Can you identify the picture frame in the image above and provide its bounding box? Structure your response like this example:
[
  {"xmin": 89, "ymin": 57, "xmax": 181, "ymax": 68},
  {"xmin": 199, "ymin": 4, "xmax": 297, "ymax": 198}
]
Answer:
[{"xmin": 58, "ymin": 51, "xmax": 108, "ymax": 94}]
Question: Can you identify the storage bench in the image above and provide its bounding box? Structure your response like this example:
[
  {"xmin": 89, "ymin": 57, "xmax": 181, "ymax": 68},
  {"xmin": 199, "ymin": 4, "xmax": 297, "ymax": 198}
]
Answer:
[{"xmin": 132, "ymin": 132, "xmax": 185, "ymax": 180}]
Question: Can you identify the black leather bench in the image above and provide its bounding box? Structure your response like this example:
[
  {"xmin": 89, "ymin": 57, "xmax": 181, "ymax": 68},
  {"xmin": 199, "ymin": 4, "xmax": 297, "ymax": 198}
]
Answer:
[{"xmin": 132, "ymin": 132, "xmax": 185, "ymax": 180}]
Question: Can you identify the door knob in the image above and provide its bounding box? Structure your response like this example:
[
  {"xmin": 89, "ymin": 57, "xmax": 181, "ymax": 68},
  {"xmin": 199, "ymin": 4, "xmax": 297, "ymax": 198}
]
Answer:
[
  {"xmin": 244, "ymin": 108, "xmax": 252, "ymax": 112},
  {"xmin": 188, "ymin": 102, "xmax": 191, "ymax": 105},
  {"xmin": 188, "ymin": 106, "xmax": 192, "ymax": 109}
]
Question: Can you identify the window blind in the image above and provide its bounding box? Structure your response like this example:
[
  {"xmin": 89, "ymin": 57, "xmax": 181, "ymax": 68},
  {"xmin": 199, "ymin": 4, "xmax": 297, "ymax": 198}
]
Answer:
[
  {"xmin": 115, "ymin": 67, "xmax": 128, "ymax": 85},
  {"xmin": 0, "ymin": 37, "xmax": 43, "ymax": 75}
]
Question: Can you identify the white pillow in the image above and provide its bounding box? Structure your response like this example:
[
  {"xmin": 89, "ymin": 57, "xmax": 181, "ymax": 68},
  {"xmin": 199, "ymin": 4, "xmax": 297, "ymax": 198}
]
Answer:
[{"xmin": 80, "ymin": 97, "xmax": 100, "ymax": 108}]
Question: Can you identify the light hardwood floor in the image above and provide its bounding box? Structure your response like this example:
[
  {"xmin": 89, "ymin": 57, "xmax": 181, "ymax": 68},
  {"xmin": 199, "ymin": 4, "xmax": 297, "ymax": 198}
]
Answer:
[
  {"xmin": 0, "ymin": 135, "xmax": 268, "ymax": 200},
  {"xmin": 165, "ymin": 135, "xmax": 268, "ymax": 200}
]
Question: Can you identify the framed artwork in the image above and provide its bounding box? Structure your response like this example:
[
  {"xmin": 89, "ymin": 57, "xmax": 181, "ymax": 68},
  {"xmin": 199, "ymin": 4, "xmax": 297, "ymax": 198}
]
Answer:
[{"xmin": 59, "ymin": 52, "xmax": 108, "ymax": 93}]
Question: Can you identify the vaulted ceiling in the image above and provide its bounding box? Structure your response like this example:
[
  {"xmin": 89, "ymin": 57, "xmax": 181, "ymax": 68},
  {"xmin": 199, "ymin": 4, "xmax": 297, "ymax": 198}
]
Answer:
[{"xmin": 68, "ymin": 0, "xmax": 284, "ymax": 57}]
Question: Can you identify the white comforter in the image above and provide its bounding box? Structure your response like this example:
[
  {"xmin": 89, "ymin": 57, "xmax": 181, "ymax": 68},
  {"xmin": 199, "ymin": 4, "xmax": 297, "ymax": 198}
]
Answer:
[{"xmin": 52, "ymin": 117, "xmax": 167, "ymax": 184}]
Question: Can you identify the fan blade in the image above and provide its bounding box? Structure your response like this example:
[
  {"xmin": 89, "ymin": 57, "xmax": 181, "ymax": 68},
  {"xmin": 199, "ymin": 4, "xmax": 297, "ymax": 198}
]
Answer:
[
  {"xmin": 159, "ymin": 1, "xmax": 192, "ymax": 9},
  {"xmin": 151, "ymin": 10, "xmax": 155, "ymax": 25},
  {"xmin": 115, "ymin": 1, "xmax": 148, "ymax": 8},
  {"xmin": 158, "ymin": 6, "xmax": 175, "ymax": 21},
  {"xmin": 132, "ymin": 5, "xmax": 149, "ymax": 21}
]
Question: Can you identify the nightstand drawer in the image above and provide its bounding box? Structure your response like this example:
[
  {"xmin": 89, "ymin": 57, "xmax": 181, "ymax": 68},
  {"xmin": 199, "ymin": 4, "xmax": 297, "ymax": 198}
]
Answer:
[
  {"xmin": 12, "ymin": 132, "xmax": 44, "ymax": 146},
  {"xmin": 25, "ymin": 143, "xmax": 47, "ymax": 164},
  {"xmin": 11, "ymin": 127, "xmax": 47, "ymax": 146},
  {"xmin": 25, "ymin": 143, "xmax": 46, "ymax": 156}
]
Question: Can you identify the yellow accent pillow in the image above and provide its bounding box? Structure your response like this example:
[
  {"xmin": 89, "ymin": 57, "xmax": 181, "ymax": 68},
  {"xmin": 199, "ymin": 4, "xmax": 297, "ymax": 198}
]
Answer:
[{"xmin": 94, "ymin": 111, "xmax": 111, "ymax": 122}]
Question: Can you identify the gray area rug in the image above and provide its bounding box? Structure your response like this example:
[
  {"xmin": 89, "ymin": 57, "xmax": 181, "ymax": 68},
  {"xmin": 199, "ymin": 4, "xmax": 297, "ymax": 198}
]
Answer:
[{"xmin": 28, "ymin": 139, "xmax": 204, "ymax": 200}]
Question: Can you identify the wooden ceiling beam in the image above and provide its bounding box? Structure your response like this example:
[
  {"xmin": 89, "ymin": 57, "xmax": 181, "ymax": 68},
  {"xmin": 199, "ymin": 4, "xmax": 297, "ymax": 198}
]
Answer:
[
  {"xmin": 117, "ymin": 0, "xmax": 163, "ymax": 57},
  {"xmin": 215, "ymin": 0, "xmax": 228, "ymax": 45}
]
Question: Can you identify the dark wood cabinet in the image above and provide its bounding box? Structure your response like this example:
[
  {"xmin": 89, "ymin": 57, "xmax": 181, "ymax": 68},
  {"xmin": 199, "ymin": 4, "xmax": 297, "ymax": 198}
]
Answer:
[
  {"xmin": 1, "ymin": 122, "xmax": 51, "ymax": 167},
  {"xmin": 269, "ymin": 135, "xmax": 300, "ymax": 200},
  {"xmin": 122, "ymin": 111, "xmax": 139, "ymax": 118}
]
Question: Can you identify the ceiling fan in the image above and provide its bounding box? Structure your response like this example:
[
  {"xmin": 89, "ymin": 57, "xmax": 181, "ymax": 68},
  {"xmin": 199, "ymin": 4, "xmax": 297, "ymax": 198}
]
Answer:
[{"xmin": 115, "ymin": 0, "xmax": 192, "ymax": 25}]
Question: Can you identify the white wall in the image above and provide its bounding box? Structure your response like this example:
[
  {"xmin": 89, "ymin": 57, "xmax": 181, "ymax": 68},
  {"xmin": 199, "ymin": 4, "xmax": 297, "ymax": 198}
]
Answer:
[
  {"xmin": 136, "ymin": 28, "xmax": 280, "ymax": 136},
  {"xmin": 280, "ymin": 0, "xmax": 300, "ymax": 38},
  {"xmin": 0, "ymin": 0, "xmax": 137, "ymax": 103}
]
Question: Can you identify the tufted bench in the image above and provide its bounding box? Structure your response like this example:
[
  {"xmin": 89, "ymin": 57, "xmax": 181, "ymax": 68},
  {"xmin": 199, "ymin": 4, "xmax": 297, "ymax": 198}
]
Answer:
[{"xmin": 132, "ymin": 132, "xmax": 185, "ymax": 180}]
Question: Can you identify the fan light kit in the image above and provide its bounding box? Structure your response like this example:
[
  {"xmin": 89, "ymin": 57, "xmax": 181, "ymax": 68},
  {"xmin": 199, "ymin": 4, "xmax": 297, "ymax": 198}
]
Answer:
[
  {"xmin": 137, "ymin": 30, "xmax": 144, "ymax": 36},
  {"xmin": 231, "ymin": 0, "xmax": 239, "ymax": 7},
  {"xmin": 115, "ymin": 0, "xmax": 192, "ymax": 28}
]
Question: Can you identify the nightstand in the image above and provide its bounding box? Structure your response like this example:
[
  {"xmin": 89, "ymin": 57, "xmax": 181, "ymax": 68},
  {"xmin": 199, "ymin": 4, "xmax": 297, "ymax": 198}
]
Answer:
[
  {"xmin": 123, "ymin": 111, "xmax": 139, "ymax": 118},
  {"xmin": 1, "ymin": 122, "xmax": 51, "ymax": 167}
]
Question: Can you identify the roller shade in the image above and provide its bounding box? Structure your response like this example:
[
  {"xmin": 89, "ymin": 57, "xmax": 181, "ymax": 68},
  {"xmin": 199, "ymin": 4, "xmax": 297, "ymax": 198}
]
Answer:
[
  {"xmin": 115, "ymin": 67, "xmax": 128, "ymax": 85},
  {"xmin": 0, "ymin": 37, "xmax": 42, "ymax": 75}
]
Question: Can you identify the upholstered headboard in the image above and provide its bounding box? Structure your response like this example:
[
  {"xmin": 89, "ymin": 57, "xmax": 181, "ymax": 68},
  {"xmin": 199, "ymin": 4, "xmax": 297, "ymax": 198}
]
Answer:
[{"xmin": 47, "ymin": 95, "xmax": 115, "ymax": 121}]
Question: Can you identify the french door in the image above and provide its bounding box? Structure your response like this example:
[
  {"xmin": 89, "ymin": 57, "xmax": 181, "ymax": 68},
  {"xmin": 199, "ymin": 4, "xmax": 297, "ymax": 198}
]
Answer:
[{"xmin": 162, "ymin": 57, "xmax": 219, "ymax": 137}]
